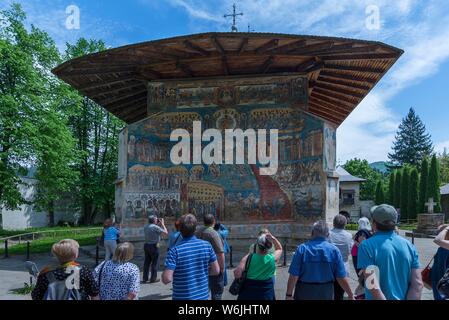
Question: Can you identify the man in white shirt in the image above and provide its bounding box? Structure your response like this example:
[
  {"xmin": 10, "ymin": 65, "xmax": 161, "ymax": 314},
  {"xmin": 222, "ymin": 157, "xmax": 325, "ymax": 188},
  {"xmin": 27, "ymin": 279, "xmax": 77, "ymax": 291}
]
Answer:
[{"xmin": 329, "ymin": 214, "xmax": 353, "ymax": 300}]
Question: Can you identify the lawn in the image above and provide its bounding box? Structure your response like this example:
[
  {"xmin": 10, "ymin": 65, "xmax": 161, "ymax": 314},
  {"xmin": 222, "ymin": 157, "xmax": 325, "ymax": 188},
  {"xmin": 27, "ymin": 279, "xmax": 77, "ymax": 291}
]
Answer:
[{"xmin": 0, "ymin": 227, "xmax": 102, "ymax": 256}]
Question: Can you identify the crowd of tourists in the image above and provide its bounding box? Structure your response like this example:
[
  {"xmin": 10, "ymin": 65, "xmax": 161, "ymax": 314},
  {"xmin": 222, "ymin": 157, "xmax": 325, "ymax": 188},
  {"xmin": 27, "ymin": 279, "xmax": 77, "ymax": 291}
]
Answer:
[{"xmin": 31, "ymin": 204, "xmax": 449, "ymax": 300}]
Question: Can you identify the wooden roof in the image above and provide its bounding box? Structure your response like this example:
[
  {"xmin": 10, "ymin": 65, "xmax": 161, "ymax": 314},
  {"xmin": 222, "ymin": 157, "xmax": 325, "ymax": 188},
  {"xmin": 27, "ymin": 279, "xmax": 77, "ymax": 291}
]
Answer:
[{"xmin": 52, "ymin": 32, "xmax": 403, "ymax": 125}]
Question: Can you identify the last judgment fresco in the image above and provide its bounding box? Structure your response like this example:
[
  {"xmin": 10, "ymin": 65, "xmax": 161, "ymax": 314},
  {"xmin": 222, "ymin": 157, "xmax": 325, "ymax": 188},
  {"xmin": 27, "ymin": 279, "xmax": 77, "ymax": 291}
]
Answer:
[{"xmin": 116, "ymin": 75, "xmax": 337, "ymax": 227}]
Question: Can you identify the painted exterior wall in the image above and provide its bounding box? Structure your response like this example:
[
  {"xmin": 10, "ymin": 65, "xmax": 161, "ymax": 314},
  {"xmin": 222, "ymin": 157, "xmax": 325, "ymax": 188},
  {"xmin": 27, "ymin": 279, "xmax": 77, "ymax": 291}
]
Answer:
[{"xmin": 115, "ymin": 75, "xmax": 339, "ymax": 240}]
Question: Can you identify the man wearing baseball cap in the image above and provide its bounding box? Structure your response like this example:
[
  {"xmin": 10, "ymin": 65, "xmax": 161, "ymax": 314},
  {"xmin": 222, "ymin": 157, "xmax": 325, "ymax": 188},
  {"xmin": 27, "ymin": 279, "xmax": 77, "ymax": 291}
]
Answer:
[{"xmin": 357, "ymin": 204, "xmax": 423, "ymax": 300}]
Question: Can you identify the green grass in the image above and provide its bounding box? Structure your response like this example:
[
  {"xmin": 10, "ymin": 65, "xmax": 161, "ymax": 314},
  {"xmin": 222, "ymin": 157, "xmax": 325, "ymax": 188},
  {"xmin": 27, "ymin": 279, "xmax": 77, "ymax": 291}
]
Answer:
[
  {"xmin": 0, "ymin": 229, "xmax": 100, "ymax": 256},
  {"xmin": 0, "ymin": 225, "xmax": 102, "ymax": 238},
  {"xmin": 10, "ymin": 283, "xmax": 35, "ymax": 295}
]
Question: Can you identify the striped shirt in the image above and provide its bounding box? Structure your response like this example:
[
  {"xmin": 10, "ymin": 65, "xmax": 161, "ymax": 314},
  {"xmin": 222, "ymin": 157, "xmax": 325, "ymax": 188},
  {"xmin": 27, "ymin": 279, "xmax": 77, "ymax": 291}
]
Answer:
[{"xmin": 165, "ymin": 236, "xmax": 217, "ymax": 300}]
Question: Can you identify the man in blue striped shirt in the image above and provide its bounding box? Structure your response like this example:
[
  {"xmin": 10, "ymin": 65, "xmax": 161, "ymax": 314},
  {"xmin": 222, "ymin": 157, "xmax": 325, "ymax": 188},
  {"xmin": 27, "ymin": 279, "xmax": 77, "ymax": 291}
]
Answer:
[{"xmin": 162, "ymin": 214, "xmax": 220, "ymax": 300}]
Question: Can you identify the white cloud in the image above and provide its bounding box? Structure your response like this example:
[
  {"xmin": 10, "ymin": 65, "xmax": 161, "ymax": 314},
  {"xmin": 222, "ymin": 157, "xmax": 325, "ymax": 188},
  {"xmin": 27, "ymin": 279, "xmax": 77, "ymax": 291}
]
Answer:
[
  {"xmin": 436, "ymin": 140, "xmax": 449, "ymax": 154},
  {"xmin": 164, "ymin": 0, "xmax": 449, "ymax": 163}
]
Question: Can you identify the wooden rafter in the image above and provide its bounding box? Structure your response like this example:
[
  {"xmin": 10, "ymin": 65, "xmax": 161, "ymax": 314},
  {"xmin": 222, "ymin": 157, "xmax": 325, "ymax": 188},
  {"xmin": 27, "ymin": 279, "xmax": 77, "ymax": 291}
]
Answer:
[
  {"xmin": 310, "ymin": 91, "xmax": 354, "ymax": 110},
  {"xmin": 319, "ymin": 70, "xmax": 377, "ymax": 84},
  {"xmin": 255, "ymin": 39, "xmax": 279, "ymax": 54},
  {"xmin": 316, "ymin": 83, "xmax": 364, "ymax": 99},
  {"xmin": 137, "ymin": 66, "xmax": 162, "ymax": 79},
  {"xmin": 176, "ymin": 61, "xmax": 194, "ymax": 77},
  {"xmin": 295, "ymin": 58, "xmax": 317, "ymax": 72},
  {"xmin": 102, "ymin": 90, "xmax": 147, "ymax": 107},
  {"xmin": 309, "ymin": 101, "xmax": 348, "ymax": 119},
  {"xmin": 313, "ymin": 87, "xmax": 359, "ymax": 105},
  {"xmin": 222, "ymin": 56, "xmax": 229, "ymax": 75},
  {"xmin": 79, "ymin": 75, "xmax": 138, "ymax": 91},
  {"xmin": 89, "ymin": 83, "xmax": 145, "ymax": 98},
  {"xmin": 60, "ymin": 66, "xmax": 136, "ymax": 77},
  {"xmin": 310, "ymin": 95, "xmax": 353, "ymax": 113},
  {"xmin": 323, "ymin": 64, "xmax": 384, "ymax": 73},
  {"xmin": 183, "ymin": 40, "xmax": 209, "ymax": 56},
  {"xmin": 316, "ymin": 76, "xmax": 371, "ymax": 91},
  {"xmin": 211, "ymin": 37, "xmax": 225, "ymax": 55},
  {"xmin": 261, "ymin": 56, "xmax": 275, "ymax": 73},
  {"xmin": 238, "ymin": 38, "xmax": 249, "ymax": 54},
  {"xmin": 321, "ymin": 53, "xmax": 398, "ymax": 61},
  {"xmin": 109, "ymin": 96, "xmax": 148, "ymax": 112},
  {"xmin": 308, "ymin": 106, "xmax": 343, "ymax": 124},
  {"xmin": 264, "ymin": 39, "xmax": 307, "ymax": 54}
]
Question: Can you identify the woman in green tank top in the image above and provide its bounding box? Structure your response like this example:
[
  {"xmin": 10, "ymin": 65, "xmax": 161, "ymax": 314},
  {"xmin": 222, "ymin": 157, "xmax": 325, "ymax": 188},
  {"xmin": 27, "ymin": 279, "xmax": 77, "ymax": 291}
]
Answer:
[{"xmin": 234, "ymin": 233, "xmax": 283, "ymax": 300}]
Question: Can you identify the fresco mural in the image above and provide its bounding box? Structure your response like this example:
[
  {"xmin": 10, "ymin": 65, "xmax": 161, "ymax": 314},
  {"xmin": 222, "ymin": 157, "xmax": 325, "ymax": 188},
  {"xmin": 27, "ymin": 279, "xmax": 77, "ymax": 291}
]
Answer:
[{"xmin": 117, "ymin": 75, "xmax": 337, "ymax": 227}]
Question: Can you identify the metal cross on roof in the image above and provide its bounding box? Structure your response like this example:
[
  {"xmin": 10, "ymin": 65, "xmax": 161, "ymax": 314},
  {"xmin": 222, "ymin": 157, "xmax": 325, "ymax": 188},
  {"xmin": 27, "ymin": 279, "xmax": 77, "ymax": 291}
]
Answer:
[{"xmin": 224, "ymin": 3, "xmax": 243, "ymax": 32}]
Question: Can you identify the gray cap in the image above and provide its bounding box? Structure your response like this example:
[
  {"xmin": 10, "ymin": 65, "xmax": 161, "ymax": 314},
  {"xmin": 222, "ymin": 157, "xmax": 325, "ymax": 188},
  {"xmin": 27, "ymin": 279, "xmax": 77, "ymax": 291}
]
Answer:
[{"xmin": 372, "ymin": 204, "xmax": 398, "ymax": 224}]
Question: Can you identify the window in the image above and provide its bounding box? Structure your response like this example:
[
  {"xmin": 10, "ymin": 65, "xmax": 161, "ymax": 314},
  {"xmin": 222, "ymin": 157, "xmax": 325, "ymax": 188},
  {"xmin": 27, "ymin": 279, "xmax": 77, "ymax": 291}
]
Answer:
[{"xmin": 341, "ymin": 190, "xmax": 355, "ymax": 205}]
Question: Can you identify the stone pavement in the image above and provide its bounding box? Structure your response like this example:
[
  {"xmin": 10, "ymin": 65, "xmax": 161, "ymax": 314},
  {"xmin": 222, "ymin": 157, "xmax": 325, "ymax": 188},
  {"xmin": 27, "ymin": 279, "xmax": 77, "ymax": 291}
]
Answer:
[{"xmin": 0, "ymin": 232, "xmax": 435, "ymax": 300}]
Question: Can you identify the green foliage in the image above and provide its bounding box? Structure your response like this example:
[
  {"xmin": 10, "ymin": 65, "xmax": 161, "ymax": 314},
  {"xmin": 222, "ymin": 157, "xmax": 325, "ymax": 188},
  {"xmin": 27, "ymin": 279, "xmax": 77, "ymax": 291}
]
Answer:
[
  {"xmin": 388, "ymin": 108, "xmax": 433, "ymax": 166},
  {"xmin": 0, "ymin": 4, "xmax": 123, "ymax": 224},
  {"xmin": 0, "ymin": 4, "xmax": 58, "ymax": 209},
  {"xmin": 438, "ymin": 148, "xmax": 449, "ymax": 185},
  {"xmin": 375, "ymin": 180, "xmax": 385, "ymax": 205},
  {"xmin": 400, "ymin": 167, "xmax": 410, "ymax": 220},
  {"xmin": 10, "ymin": 283, "xmax": 35, "ymax": 295},
  {"xmin": 388, "ymin": 172, "xmax": 395, "ymax": 206},
  {"xmin": 427, "ymin": 155, "xmax": 442, "ymax": 212},
  {"xmin": 419, "ymin": 157, "xmax": 429, "ymax": 212},
  {"xmin": 394, "ymin": 170, "xmax": 402, "ymax": 209},
  {"xmin": 343, "ymin": 158, "xmax": 384, "ymax": 201},
  {"xmin": 0, "ymin": 228, "xmax": 100, "ymax": 255},
  {"xmin": 61, "ymin": 38, "xmax": 125, "ymax": 224},
  {"xmin": 407, "ymin": 168, "xmax": 419, "ymax": 219}
]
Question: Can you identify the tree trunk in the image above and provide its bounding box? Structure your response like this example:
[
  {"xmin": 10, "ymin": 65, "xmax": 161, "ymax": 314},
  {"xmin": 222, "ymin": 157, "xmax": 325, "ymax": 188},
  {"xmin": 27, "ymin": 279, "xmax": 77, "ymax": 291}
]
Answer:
[{"xmin": 48, "ymin": 200, "xmax": 55, "ymax": 226}]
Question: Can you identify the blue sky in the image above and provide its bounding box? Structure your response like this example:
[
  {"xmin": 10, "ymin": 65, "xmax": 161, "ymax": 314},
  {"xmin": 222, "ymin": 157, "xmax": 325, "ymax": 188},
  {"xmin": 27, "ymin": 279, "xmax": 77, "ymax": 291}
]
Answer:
[{"xmin": 2, "ymin": 0, "xmax": 449, "ymax": 163}]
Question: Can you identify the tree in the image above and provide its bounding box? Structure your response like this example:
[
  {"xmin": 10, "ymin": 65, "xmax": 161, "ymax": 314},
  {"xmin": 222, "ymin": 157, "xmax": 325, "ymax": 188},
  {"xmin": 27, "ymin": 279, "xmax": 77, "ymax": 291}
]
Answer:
[
  {"xmin": 400, "ymin": 168, "xmax": 410, "ymax": 220},
  {"xmin": 388, "ymin": 108, "xmax": 433, "ymax": 166},
  {"xmin": 375, "ymin": 180, "xmax": 385, "ymax": 205},
  {"xmin": 343, "ymin": 158, "xmax": 383, "ymax": 201},
  {"xmin": 407, "ymin": 168, "xmax": 419, "ymax": 220},
  {"xmin": 419, "ymin": 157, "xmax": 429, "ymax": 213},
  {"xmin": 394, "ymin": 170, "xmax": 402, "ymax": 209},
  {"xmin": 438, "ymin": 148, "xmax": 449, "ymax": 185},
  {"xmin": 0, "ymin": 4, "xmax": 60, "ymax": 209},
  {"xmin": 388, "ymin": 172, "xmax": 395, "ymax": 206},
  {"xmin": 427, "ymin": 155, "xmax": 442, "ymax": 212},
  {"xmin": 62, "ymin": 39, "xmax": 125, "ymax": 224}
]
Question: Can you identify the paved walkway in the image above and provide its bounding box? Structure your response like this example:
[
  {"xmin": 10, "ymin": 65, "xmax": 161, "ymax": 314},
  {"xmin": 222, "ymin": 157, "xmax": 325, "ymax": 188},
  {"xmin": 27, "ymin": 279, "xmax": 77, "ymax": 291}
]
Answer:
[{"xmin": 0, "ymin": 232, "xmax": 435, "ymax": 300}]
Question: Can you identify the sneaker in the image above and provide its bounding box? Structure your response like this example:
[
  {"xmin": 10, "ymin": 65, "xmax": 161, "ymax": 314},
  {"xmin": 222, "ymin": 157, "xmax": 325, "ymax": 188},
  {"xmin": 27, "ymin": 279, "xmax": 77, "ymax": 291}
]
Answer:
[{"xmin": 150, "ymin": 279, "xmax": 160, "ymax": 283}]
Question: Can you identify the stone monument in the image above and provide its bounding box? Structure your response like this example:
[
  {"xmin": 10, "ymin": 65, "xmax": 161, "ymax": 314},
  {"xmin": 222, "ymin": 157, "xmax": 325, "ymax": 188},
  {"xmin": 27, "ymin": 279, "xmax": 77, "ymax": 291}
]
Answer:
[{"xmin": 415, "ymin": 198, "xmax": 445, "ymax": 236}]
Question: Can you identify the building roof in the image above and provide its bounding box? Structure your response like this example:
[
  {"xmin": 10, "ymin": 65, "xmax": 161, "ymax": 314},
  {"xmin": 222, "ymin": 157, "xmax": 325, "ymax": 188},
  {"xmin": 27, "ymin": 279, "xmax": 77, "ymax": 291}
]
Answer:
[
  {"xmin": 52, "ymin": 32, "xmax": 403, "ymax": 125},
  {"xmin": 441, "ymin": 183, "xmax": 449, "ymax": 195},
  {"xmin": 336, "ymin": 166, "xmax": 366, "ymax": 183}
]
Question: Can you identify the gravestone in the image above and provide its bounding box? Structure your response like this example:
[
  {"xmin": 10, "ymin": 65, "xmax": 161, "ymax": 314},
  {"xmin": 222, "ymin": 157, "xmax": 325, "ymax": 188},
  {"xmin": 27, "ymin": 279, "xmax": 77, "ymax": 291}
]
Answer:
[{"xmin": 414, "ymin": 198, "xmax": 445, "ymax": 236}]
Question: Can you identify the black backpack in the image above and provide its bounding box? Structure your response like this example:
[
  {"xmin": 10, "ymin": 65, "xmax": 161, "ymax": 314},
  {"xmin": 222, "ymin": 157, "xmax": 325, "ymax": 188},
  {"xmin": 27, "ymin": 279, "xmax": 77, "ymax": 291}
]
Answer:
[{"xmin": 43, "ymin": 267, "xmax": 82, "ymax": 300}]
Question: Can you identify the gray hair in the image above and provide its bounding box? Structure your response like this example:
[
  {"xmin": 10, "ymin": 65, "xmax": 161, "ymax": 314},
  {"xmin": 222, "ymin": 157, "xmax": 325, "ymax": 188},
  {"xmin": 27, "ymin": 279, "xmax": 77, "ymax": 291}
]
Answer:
[
  {"xmin": 311, "ymin": 220, "xmax": 329, "ymax": 238},
  {"xmin": 148, "ymin": 215, "xmax": 157, "ymax": 224},
  {"xmin": 333, "ymin": 214, "xmax": 348, "ymax": 229}
]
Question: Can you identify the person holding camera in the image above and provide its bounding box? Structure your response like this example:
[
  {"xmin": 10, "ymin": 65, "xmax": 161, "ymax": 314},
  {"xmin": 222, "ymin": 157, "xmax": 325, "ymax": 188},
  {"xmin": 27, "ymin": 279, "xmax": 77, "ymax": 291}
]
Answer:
[{"xmin": 142, "ymin": 215, "xmax": 168, "ymax": 283}]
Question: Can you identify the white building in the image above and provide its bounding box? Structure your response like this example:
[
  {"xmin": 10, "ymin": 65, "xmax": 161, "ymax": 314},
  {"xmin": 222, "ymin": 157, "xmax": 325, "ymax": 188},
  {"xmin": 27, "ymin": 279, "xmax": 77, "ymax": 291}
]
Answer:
[{"xmin": 336, "ymin": 166, "xmax": 372, "ymax": 222}]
